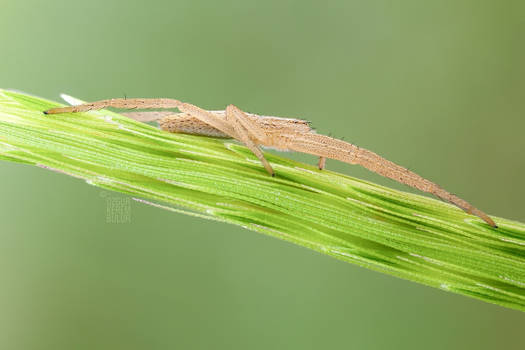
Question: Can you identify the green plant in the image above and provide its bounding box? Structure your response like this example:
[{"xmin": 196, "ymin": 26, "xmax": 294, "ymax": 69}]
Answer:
[{"xmin": 1, "ymin": 89, "xmax": 524, "ymax": 311}]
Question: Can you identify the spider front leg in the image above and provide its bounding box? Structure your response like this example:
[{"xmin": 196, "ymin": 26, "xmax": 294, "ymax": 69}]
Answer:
[
  {"xmin": 43, "ymin": 98, "xmax": 183, "ymax": 114},
  {"xmin": 225, "ymin": 105, "xmax": 274, "ymax": 176}
]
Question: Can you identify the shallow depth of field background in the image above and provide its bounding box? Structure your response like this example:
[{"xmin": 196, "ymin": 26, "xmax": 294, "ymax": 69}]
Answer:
[{"xmin": 1, "ymin": 0, "xmax": 524, "ymax": 349}]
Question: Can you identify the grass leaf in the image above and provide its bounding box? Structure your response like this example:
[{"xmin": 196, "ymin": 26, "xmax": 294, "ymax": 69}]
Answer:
[{"xmin": 1, "ymin": 89, "xmax": 524, "ymax": 311}]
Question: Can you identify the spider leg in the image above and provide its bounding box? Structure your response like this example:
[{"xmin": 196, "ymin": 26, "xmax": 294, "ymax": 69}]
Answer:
[
  {"xmin": 176, "ymin": 103, "xmax": 237, "ymax": 138},
  {"xmin": 289, "ymin": 133, "xmax": 497, "ymax": 227},
  {"xmin": 225, "ymin": 105, "xmax": 268, "ymax": 144},
  {"xmin": 122, "ymin": 111, "xmax": 175, "ymax": 122},
  {"xmin": 318, "ymin": 157, "xmax": 326, "ymax": 170},
  {"xmin": 43, "ymin": 98, "xmax": 182, "ymax": 114},
  {"xmin": 225, "ymin": 105, "xmax": 274, "ymax": 176}
]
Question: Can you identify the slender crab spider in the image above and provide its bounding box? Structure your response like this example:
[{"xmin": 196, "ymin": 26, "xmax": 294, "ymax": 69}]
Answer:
[{"xmin": 44, "ymin": 98, "xmax": 497, "ymax": 228}]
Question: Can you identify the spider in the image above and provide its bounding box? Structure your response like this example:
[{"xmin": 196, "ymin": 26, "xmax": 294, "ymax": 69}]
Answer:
[{"xmin": 44, "ymin": 97, "xmax": 497, "ymax": 228}]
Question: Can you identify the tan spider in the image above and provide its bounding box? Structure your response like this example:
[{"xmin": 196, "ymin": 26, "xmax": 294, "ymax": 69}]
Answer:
[{"xmin": 44, "ymin": 98, "xmax": 497, "ymax": 228}]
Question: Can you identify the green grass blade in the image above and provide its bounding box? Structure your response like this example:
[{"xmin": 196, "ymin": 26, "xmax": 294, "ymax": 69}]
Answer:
[{"xmin": 1, "ymin": 89, "xmax": 524, "ymax": 311}]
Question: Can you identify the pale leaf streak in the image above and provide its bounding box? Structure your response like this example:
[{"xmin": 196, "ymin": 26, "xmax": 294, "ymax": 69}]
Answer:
[
  {"xmin": 157, "ymin": 178, "xmax": 207, "ymax": 192},
  {"xmin": 294, "ymin": 166, "xmax": 318, "ymax": 175},
  {"xmin": 499, "ymin": 276, "xmax": 525, "ymax": 287},
  {"xmin": 475, "ymin": 282, "xmax": 506, "ymax": 293},
  {"xmin": 132, "ymin": 198, "xmax": 226, "ymax": 223},
  {"xmin": 499, "ymin": 238, "xmax": 525, "ymax": 246},
  {"xmin": 299, "ymin": 184, "xmax": 323, "ymax": 193},
  {"xmin": 0, "ymin": 141, "xmax": 18, "ymax": 151},
  {"xmin": 409, "ymin": 252, "xmax": 443, "ymax": 265}
]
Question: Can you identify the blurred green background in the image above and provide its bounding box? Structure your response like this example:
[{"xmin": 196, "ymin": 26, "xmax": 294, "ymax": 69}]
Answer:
[{"xmin": 1, "ymin": 0, "xmax": 524, "ymax": 349}]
